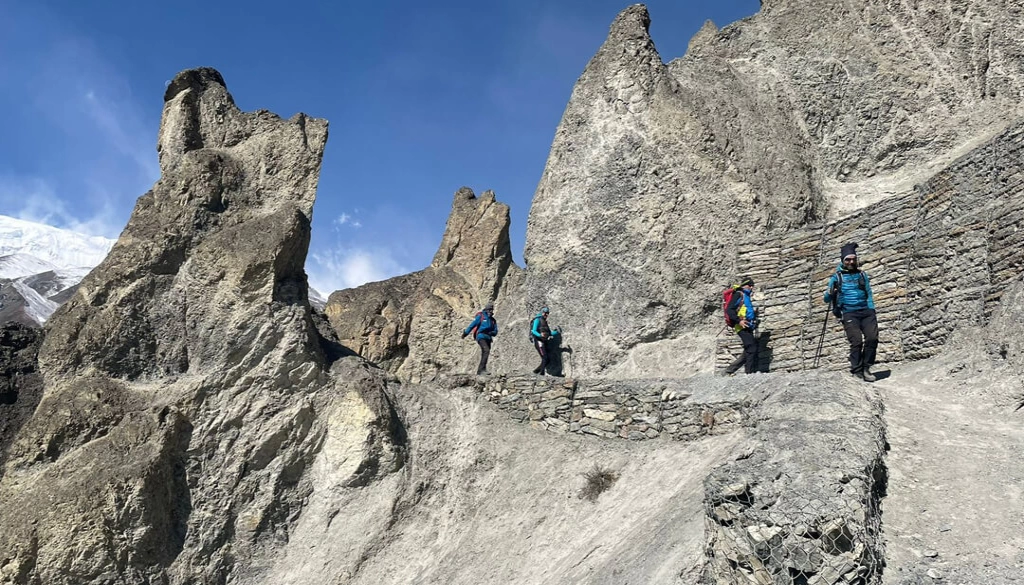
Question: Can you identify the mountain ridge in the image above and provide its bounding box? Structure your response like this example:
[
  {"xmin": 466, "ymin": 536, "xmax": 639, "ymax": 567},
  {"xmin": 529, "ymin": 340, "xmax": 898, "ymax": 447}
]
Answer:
[{"xmin": 0, "ymin": 3, "xmax": 1021, "ymax": 584}]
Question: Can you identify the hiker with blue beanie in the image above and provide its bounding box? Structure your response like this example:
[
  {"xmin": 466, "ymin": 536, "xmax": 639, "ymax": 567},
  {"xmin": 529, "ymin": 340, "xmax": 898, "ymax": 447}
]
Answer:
[
  {"xmin": 462, "ymin": 302, "xmax": 498, "ymax": 375},
  {"xmin": 824, "ymin": 242, "xmax": 879, "ymax": 382}
]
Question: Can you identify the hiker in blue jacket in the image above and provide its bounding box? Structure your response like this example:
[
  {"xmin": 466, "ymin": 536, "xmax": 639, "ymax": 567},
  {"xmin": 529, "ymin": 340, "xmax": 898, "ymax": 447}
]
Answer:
[
  {"xmin": 724, "ymin": 277, "xmax": 759, "ymax": 374},
  {"xmin": 462, "ymin": 302, "xmax": 498, "ymax": 375},
  {"xmin": 824, "ymin": 242, "xmax": 879, "ymax": 382}
]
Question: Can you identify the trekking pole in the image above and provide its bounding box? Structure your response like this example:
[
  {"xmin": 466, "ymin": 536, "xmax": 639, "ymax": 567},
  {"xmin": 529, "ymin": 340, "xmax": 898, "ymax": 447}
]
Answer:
[
  {"xmin": 564, "ymin": 332, "xmax": 574, "ymax": 379},
  {"xmin": 715, "ymin": 324, "xmax": 729, "ymax": 338},
  {"xmin": 563, "ymin": 328, "xmax": 573, "ymax": 379},
  {"xmin": 813, "ymin": 308, "xmax": 830, "ymax": 368}
]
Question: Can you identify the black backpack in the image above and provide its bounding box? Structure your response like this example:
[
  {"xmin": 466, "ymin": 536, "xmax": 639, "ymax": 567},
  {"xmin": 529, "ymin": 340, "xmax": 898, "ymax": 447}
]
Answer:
[{"xmin": 528, "ymin": 315, "xmax": 550, "ymax": 344}]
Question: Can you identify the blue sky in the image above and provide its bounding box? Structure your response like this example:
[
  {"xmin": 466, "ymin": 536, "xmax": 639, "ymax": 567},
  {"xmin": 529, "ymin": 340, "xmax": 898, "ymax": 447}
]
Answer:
[{"xmin": 0, "ymin": 0, "xmax": 759, "ymax": 294}]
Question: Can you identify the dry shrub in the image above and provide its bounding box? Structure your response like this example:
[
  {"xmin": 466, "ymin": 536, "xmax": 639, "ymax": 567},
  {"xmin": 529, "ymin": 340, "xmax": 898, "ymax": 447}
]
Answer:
[{"xmin": 580, "ymin": 464, "xmax": 619, "ymax": 502}]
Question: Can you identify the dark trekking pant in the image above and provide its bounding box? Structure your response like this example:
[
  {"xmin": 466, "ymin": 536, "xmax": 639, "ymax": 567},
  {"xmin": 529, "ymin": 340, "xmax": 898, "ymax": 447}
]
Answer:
[
  {"xmin": 842, "ymin": 309, "xmax": 878, "ymax": 373},
  {"xmin": 533, "ymin": 336, "xmax": 549, "ymax": 374},
  {"xmin": 476, "ymin": 338, "xmax": 491, "ymax": 374},
  {"xmin": 726, "ymin": 329, "xmax": 759, "ymax": 374}
]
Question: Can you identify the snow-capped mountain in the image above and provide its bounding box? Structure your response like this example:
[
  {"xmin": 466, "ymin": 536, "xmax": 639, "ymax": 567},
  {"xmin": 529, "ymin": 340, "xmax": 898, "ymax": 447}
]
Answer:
[
  {"xmin": 308, "ymin": 286, "xmax": 327, "ymax": 310},
  {"xmin": 0, "ymin": 216, "xmax": 116, "ymax": 326},
  {"xmin": 0, "ymin": 215, "xmax": 115, "ymax": 269}
]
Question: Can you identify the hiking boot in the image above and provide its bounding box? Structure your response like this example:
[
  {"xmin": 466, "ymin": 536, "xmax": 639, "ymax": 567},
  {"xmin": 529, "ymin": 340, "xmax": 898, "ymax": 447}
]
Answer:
[
  {"xmin": 861, "ymin": 367, "xmax": 876, "ymax": 382},
  {"xmin": 532, "ymin": 366, "xmax": 543, "ymax": 375}
]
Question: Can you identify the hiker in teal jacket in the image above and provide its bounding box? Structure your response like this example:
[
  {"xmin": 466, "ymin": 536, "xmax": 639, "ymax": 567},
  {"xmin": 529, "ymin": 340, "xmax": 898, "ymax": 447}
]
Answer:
[
  {"xmin": 462, "ymin": 302, "xmax": 497, "ymax": 375},
  {"xmin": 530, "ymin": 307, "xmax": 553, "ymax": 375},
  {"xmin": 823, "ymin": 242, "xmax": 879, "ymax": 382}
]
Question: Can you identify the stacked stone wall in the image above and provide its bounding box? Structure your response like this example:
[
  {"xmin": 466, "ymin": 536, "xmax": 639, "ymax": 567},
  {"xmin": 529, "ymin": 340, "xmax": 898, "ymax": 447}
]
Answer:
[
  {"xmin": 447, "ymin": 374, "xmax": 752, "ymax": 442},
  {"xmin": 719, "ymin": 123, "xmax": 1024, "ymax": 372}
]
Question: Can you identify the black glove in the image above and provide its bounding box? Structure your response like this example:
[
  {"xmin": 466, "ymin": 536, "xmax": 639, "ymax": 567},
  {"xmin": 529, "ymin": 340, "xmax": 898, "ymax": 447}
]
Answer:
[{"xmin": 461, "ymin": 332, "xmax": 468, "ymax": 339}]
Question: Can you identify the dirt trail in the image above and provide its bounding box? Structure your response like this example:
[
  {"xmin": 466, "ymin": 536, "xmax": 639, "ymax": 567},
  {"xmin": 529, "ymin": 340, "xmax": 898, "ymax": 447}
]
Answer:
[{"xmin": 877, "ymin": 358, "xmax": 1024, "ymax": 584}]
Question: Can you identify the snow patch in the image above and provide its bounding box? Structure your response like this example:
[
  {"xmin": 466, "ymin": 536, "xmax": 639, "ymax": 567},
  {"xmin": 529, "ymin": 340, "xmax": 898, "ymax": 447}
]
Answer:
[
  {"xmin": 0, "ymin": 254, "xmax": 61, "ymax": 280},
  {"xmin": 309, "ymin": 286, "xmax": 327, "ymax": 310},
  {"xmin": 12, "ymin": 280, "xmax": 59, "ymax": 324}
]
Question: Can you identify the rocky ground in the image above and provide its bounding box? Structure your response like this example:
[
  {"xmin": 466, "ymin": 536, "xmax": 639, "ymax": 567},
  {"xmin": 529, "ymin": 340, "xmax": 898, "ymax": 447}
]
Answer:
[
  {"xmin": 878, "ymin": 353, "xmax": 1024, "ymax": 584},
  {"xmin": 256, "ymin": 380, "xmax": 751, "ymax": 585}
]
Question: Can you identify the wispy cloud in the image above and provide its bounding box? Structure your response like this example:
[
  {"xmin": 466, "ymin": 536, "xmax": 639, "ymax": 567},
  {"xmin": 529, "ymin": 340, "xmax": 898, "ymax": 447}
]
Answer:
[
  {"xmin": 82, "ymin": 88, "xmax": 160, "ymax": 181},
  {"xmin": 335, "ymin": 212, "xmax": 362, "ymax": 229},
  {"xmin": 0, "ymin": 3, "xmax": 158, "ymax": 239},
  {"xmin": 306, "ymin": 246, "xmax": 410, "ymax": 295},
  {"xmin": 0, "ymin": 175, "xmax": 123, "ymax": 238}
]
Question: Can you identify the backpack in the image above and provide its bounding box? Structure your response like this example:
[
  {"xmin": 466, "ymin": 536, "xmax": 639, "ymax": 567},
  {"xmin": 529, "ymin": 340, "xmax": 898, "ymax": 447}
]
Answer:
[
  {"xmin": 470, "ymin": 312, "xmax": 495, "ymax": 338},
  {"xmin": 831, "ymin": 271, "xmax": 867, "ymax": 317},
  {"xmin": 722, "ymin": 286, "xmax": 741, "ymax": 326},
  {"xmin": 528, "ymin": 315, "xmax": 550, "ymax": 343}
]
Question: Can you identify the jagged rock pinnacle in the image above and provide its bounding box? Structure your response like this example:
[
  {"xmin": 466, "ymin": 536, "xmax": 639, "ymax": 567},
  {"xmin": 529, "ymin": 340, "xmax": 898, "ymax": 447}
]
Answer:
[
  {"xmin": 0, "ymin": 68, "xmax": 400, "ymax": 584},
  {"xmin": 609, "ymin": 4, "xmax": 651, "ymax": 40},
  {"xmin": 326, "ymin": 187, "xmax": 518, "ymax": 382},
  {"xmin": 163, "ymin": 67, "xmax": 229, "ymax": 102}
]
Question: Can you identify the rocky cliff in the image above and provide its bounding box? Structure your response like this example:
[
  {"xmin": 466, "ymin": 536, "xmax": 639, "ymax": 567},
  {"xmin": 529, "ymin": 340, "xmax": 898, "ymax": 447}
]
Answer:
[
  {"xmin": 523, "ymin": 1, "xmax": 1024, "ymax": 378},
  {"xmin": 0, "ymin": 2, "xmax": 1022, "ymax": 584},
  {"xmin": 0, "ymin": 68, "xmax": 402, "ymax": 584},
  {"xmin": 324, "ymin": 187, "xmax": 520, "ymax": 382},
  {"xmin": 0, "ymin": 322, "xmax": 43, "ymax": 480}
]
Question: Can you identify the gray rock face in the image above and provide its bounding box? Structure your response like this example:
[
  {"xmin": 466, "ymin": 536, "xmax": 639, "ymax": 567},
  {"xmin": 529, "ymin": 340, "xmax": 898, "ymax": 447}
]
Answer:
[
  {"xmin": 0, "ymin": 68, "xmax": 401, "ymax": 585},
  {"xmin": 0, "ymin": 322, "xmax": 44, "ymax": 481},
  {"xmin": 730, "ymin": 0, "xmax": 1024, "ymax": 195},
  {"xmin": 325, "ymin": 188, "xmax": 519, "ymax": 382},
  {"xmin": 523, "ymin": 2, "xmax": 1024, "ymax": 378},
  {"xmin": 41, "ymin": 66, "xmax": 328, "ymax": 380},
  {"xmin": 523, "ymin": 5, "xmax": 823, "ymax": 377}
]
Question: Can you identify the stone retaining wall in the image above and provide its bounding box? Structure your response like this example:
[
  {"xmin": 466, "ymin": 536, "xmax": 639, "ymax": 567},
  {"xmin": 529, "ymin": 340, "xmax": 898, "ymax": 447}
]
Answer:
[
  {"xmin": 719, "ymin": 122, "xmax": 1024, "ymax": 373},
  {"xmin": 446, "ymin": 374, "xmax": 753, "ymax": 442},
  {"xmin": 702, "ymin": 378, "xmax": 887, "ymax": 585}
]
